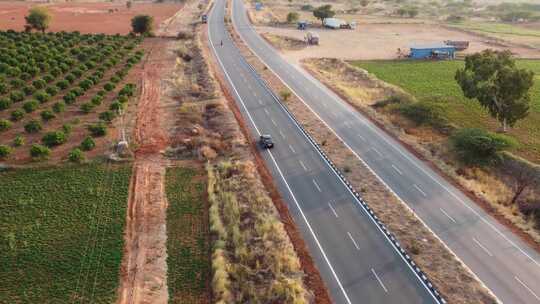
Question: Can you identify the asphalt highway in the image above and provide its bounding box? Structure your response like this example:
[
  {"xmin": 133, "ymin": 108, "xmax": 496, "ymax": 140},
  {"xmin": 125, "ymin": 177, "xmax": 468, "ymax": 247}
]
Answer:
[
  {"xmin": 229, "ymin": 1, "xmax": 540, "ymax": 303},
  {"xmin": 208, "ymin": 0, "xmax": 441, "ymax": 303}
]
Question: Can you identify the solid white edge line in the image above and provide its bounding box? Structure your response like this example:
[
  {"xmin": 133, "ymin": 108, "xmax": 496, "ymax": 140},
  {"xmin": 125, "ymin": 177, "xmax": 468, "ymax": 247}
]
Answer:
[
  {"xmin": 514, "ymin": 276, "xmax": 540, "ymax": 301},
  {"xmin": 208, "ymin": 9, "xmax": 353, "ymax": 304},
  {"xmin": 440, "ymin": 208, "xmax": 457, "ymax": 224},
  {"xmin": 473, "ymin": 238, "xmax": 494, "ymax": 257},
  {"xmin": 347, "ymin": 232, "xmax": 360, "ymax": 250},
  {"xmin": 371, "ymin": 268, "xmax": 389, "ymax": 293},
  {"xmin": 231, "ymin": 2, "xmax": 498, "ymax": 302}
]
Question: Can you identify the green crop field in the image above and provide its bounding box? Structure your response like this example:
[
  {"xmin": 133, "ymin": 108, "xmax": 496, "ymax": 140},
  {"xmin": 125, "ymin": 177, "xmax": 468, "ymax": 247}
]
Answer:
[
  {"xmin": 165, "ymin": 167, "xmax": 209, "ymax": 304},
  {"xmin": 351, "ymin": 59, "xmax": 540, "ymax": 162},
  {"xmin": 0, "ymin": 163, "xmax": 131, "ymax": 303}
]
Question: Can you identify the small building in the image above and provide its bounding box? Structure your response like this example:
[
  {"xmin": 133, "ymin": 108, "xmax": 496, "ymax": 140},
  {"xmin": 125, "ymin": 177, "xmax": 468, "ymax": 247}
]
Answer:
[
  {"xmin": 255, "ymin": 2, "xmax": 263, "ymax": 11},
  {"xmin": 409, "ymin": 43, "xmax": 456, "ymax": 60},
  {"xmin": 323, "ymin": 18, "xmax": 344, "ymax": 29}
]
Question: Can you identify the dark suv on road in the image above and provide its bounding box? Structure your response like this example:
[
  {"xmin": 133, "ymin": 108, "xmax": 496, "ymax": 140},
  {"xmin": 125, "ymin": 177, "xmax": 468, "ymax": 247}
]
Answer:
[{"xmin": 259, "ymin": 134, "xmax": 274, "ymax": 149}]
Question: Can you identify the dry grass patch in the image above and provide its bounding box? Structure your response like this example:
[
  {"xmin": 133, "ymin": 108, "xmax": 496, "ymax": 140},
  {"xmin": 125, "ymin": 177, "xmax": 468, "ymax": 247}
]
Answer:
[{"xmin": 261, "ymin": 33, "xmax": 307, "ymax": 51}]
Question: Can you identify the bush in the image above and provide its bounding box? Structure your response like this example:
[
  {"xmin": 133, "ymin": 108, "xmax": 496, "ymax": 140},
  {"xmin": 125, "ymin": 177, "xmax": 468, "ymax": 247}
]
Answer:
[
  {"xmin": 13, "ymin": 135, "xmax": 25, "ymax": 147},
  {"xmin": 35, "ymin": 91, "xmax": 51, "ymax": 103},
  {"xmin": 0, "ymin": 145, "xmax": 12, "ymax": 159},
  {"xmin": 23, "ymin": 85, "xmax": 36, "ymax": 96},
  {"xmin": 0, "ymin": 119, "xmax": 12, "ymax": 131},
  {"xmin": 80, "ymin": 102, "xmax": 95, "ymax": 113},
  {"xmin": 104, "ymin": 82, "xmax": 115, "ymax": 91},
  {"xmin": 399, "ymin": 101, "xmax": 447, "ymax": 127},
  {"xmin": 10, "ymin": 90, "xmax": 24, "ymax": 103},
  {"xmin": 80, "ymin": 136, "xmax": 96, "ymax": 151},
  {"xmin": 23, "ymin": 99, "xmax": 39, "ymax": 113},
  {"xmin": 450, "ymin": 128, "xmax": 517, "ymax": 166},
  {"xmin": 25, "ymin": 120, "xmax": 42, "ymax": 133},
  {"xmin": 287, "ymin": 12, "xmax": 299, "ymax": 23},
  {"xmin": 91, "ymin": 95, "xmax": 103, "ymax": 106},
  {"xmin": 63, "ymin": 92, "xmax": 77, "ymax": 104},
  {"xmin": 109, "ymin": 101, "xmax": 123, "ymax": 111},
  {"xmin": 88, "ymin": 122, "xmax": 107, "ymax": 137},
  {"xmin": 41, "ymin": 110, "xmax": 56, "ymax": 121},
  {"xmin": 0, "ymin": 97, "xmax": 12, "ymax": 111},
  {"xmin": 280, "ymin": 89, "xmax": 292, "ymax": 101},
  {"xmin": 30, "ymin": 144, "xmax": 50, "ymax": 160},
  {"xmin": 42, "ymin": 130, "xmax": 68, "ymax": 147},
  {"xmin": 46, "ymin": 86, "xmax": 59, "ymax": 96},
  {"xmin": 33, "ymin": 79, "xmax": 47, "ymax": 89},
  {"xmin": 52, "ymin": 101, "xmax": 66, "ymax": 113},
  {"xmin": 56, "ymin": 80, "xmax": 69, "ymax": 90},
  {"xmin": 99, "ymin": 110, "xmax": 116, "ymax": 122},
  {"xmin": 11, "ymin": 109, "xmax": 24, "ymax": 121},
  {"xmin": 301, "ymin": 4, "xmax": 314, "ymax": 11},
  {"xmin": 62, "ymin": 123, "xmax": 73, "ymax": 135},
  {"xmin": 68, "ymin": 148, "xmax": 85, "ymax": 163}
]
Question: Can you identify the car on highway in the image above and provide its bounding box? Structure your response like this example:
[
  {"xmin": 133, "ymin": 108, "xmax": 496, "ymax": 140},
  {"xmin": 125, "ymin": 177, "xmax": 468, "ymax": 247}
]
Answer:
[{"xmin": 259, "ymin": 134, "xmax": 274, "ymax": 149}]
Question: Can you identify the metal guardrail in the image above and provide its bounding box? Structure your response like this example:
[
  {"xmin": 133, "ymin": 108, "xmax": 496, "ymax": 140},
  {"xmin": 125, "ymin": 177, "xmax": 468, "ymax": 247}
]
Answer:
[{"xmin": 236, "ymin": 52, "xmax": 447, "ymax": 304}]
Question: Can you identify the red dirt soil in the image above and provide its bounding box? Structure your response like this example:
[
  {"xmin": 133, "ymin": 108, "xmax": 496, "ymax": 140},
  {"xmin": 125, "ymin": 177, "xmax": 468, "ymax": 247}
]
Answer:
[{"xmin": 0, "ymin": 1, "xmax": 183, "ymax": 34}]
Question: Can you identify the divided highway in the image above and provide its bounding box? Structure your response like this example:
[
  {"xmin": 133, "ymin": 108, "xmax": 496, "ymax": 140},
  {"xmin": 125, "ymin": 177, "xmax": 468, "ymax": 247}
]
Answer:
[
  {"xmin": 229, "ymin": 0, "xmax": 540, "ymax": 303},
  {"xmin": 208, "ymin": 0, "xmax": 440, "ymax": 303}
]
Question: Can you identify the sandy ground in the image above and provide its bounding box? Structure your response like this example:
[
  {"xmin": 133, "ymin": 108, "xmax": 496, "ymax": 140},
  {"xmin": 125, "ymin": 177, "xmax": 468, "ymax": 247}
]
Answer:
[
  {"xmin": 116, "ymin": 36, "xmax": 177, "ymax": 304},
  {"xmin": 255, "ymin": 23, "xmax": 540, "ymax": 62},
  {"xmin": 0, "ymin": 1, "xmax": 183, "ymax": 34}
]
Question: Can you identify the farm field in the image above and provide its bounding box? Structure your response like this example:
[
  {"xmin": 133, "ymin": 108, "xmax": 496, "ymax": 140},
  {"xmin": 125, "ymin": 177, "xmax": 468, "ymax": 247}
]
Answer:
[
  {"xmin": 0, "ymin": 163, "xmax": 131, "ymax": 304},
  {"xmin": 0, "ymin": 1, "xmax": 183, "ymax": 35},
  {"xmin": 0, "ymin": 30, "xmax": 143, "ymax": 164},
  {"xmin": 351, "ymin": 59, "xmax": 540, "ymax": 162},
  {"xmin": 165, "ymin": 166, "xmax": 210, "ymax": 304},
  {"xmin": 448, "ymin": 21, "xmax": 540, "ymax": 49}
]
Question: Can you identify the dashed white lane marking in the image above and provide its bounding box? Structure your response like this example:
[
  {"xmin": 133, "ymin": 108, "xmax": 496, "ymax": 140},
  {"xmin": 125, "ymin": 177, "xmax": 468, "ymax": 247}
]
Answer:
[
  {"xmin": 289, "ymin": 144, "xmax": 296, "ymax": 153},
  {"xmin": 473, "ymin": 238, "xmax": 494, "ymax": 257},
  {"xmin": 299, "ymin": 160, "xmax": 308, "ymax": 171},
  {"xmin": 279, "ymin": 130, "xmax": 286, "ymax": 139},
  {"xmin": 328, "ymin": 202, "xmax": 339, "ymax": 218},
  {"xmin": 413, "ymin": 184, "xmax": 427, "ymax": 197},
  {"xmin": 357, "ymin": 134, "xmax": 366, "ymax": 141},
  {"xmin": 258, "ymin": 99, "xmax": 263, "ymax": 105},
  {"xmin": 253, "ymin": 91, "xmax": 257, "ymax": 97},
  {"xmin": 391, "ymin": 164, "xmax": 403, "ymax": 175},
  {"xmin": 347, "ymin": 232, "xmax": 360, "ymax": 250},
  {"xmin": 371, "ymin": 268, "xmax": 388, "ymax": 293},
  {"xmin": 440, "ymin": 208, "xmax": 457, "ymax": 223},
  {"xmin": 264, "ymin": 108, "xmax": 269, "ymax": 115},
  {"xmin": 515, "ymin": 276, "xmax": 540, "ymax": 301},
  {"xmin": 312, "ymin": 179, "xmax": 322, "ymax": 192},
  {"xmin": 371, "ymin": 147, "xmax": 383, "ymax": 157},
  {"xmin": 271, "ymin": 118, "xmax": 277, "ymax": 126}
]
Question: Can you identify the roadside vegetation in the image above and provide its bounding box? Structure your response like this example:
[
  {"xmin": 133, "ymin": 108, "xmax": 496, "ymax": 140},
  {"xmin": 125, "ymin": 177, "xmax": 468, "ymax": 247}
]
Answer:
[
  {"xmin": 166, "ymin": 166, "xmax": 210, "ymax": 303},
  {"xmin": 0, "ymin": 163, "xmax": 131, "ymax": 303}
]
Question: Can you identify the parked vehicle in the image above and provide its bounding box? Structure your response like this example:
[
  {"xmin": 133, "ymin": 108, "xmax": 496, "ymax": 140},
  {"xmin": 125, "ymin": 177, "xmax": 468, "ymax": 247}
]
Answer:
[
  {"xmin": 305, "ymin": 31, "xmax": 319, "ymax": 45},
  {"xmin": 259, "ymin": 135, "xmax": 274, "ymax": 149},
  {"xmin": 201, "ymin": 14, "xmax": 208, "ymax": 23},
  {"xmin": 444, "ymin": 40, "xmax": 470, "ymax": 51}
]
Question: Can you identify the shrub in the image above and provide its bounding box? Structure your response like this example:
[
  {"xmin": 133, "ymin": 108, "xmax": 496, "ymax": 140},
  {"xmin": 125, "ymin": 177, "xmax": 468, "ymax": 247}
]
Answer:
[
  {"xmin": 68, "ymin": 148, "xmax": 85, "ymax": 163},
  {"xmin": 10, "ymin": 90, "xmax": 25, "ymax": 103},
  {"xmin": 117, "ymin": 95, "xmax": 128, "ymax": 104},
  {"xmin": 287, "ymin": 12, "xmax": 299, "ymax": 23},
  {"xmin": 11, "ymin": 109, "xmax": 24, "ymax": 121},
  {"xmin": 34, "ymin": 91, "xmax": 51, "ymax": 103},
  {"xmin": 399, "ymin": 101, "xmax": 447, "ymax": 127},
  {"xmin": 23, "ymin": 99, "xmax": 39, "ymax": 113},
  {"xmin": 109, "ymin": 101, "xmax": 123, "ymax": 111},
  {"xmin": 63, "ymin": 92, "xmax": 77, "ymax": 104},
  {"xmin": 24, "ymin": 120, "xmax": 42, "ymax": 133},
  {"xmin": 80, "ymin": 136, "xmax": 96, "ymax": 151},
  {"xmin": 104, "ymin": 82, "xmax": 115, "ymax": 91},
  {"xmin": 23, "ymin": 85, "xmax": 36, "ymax": 96},
  {"xmin": 41, "ymin": 110, "xmax": 56, "ymax": 121},
  {"xmin": 91, "ymin": 95, "xmax": 103, "ymax": 106},
  {"xmin": 80, "ymin": 102, "xmax": 94, "ymax": 113},
  {"xmin": 52, "ymin": 101, "xmax": 65, "ymax": 113},
  {"xmin": 301, "ymin": 4, "xmax": 314, "ymax": 11},
  {"xmin": 30, "ymin": 144, "xmax": 50, "ymax": 160},
  {"xmin": 13, "ymin": 135, "xmax": 25, "ymax": 147},
  {"xmin": 0, "ymin": 119, "xmax": 12, "ymax": 131},
  {"xmin": 97, "ymin": 89, "xmax": 106, "ymax": 97},
  {"xmin": 0, "ymin": 97, "xmax": 12, "ymax": 111},
  {"xmin": 62, "ymin": 123, "xmax": 73, "ymax": 135},
  {"xmin": 71, "ymin": 87, "xmax": 84, "ymax": 97},
  {"xmin": 0, "ymin": 145, "xmax": 12, "ymax": 159},
  {"xmin": 79, "ymin": 79, "xmax": 93, "ymax": 91},
  {"xmin": 46, "ymin": 86, "xmax": 59, "ymax": 96},
  {"xmin": 450, "ymin": 128, "xmax": 517, "ymax": 166},
  {"xmin": 56, "ymin": 80, "xmax": 69, "ymax": 90},
  {"xmin": 88, "ymin": 122, "xmax": 107, "ymax": 137},
  {"xmin": 42, "ymin": 130, "xmax": 68, "ymax": 147},
  {"xmin": 280, "ymin": 89, "xmax": 292, "ymax": 101},
  {"xmin": 99, "ymin": 110, "xmax": 116, "ymax": 122},
  {"xmin": 33, "ymin": 79, "xmax": 47, "ymax": 89}
]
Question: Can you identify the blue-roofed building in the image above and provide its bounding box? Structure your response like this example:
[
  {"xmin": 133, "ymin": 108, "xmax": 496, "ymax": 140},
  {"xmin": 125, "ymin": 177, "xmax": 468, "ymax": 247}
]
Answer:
[
  {"xmin": 409, "ymin": 43, "xmax": 456, "ymax": 59},
  {"xmin": 255, "ymin": 2, "xmax": 263, "ymax": 11}
]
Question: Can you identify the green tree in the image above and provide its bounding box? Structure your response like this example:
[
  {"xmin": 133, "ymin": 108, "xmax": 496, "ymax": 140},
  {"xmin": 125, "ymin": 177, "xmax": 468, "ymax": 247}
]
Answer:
[
  {"xmin": 131, "ymin": 15, "xmax": 154, "ymax": 35},
  {"xmin": 287, "ymin": 12, "xmax": 299, "ymax": 23},
  {"xmin": 25, "ymin": 7, "xmax": 51, "ymax": 33},
  {"xmin": 313, "ymin": 5, "xmax": 335, "ymax": 24},
  {"xmin": 455, "ymin": 50, "xmax": 534, "ymax": 132}
]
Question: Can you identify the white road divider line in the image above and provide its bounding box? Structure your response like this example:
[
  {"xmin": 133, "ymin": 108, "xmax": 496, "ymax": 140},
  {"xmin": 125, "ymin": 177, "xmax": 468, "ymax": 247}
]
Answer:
[
  {"xmin": 473, "ymin": 238, "xmax": 494, "ymax": 257},
  {"xmin": 264, "ymin": 108, "xmax": 269, "ymax": 115},
  {"xmin": 413, "ymin": 184, "xmax": 427, "ymax": 197},
  {"xmin": 299, "ymin": 160, "xmax": 308, "ymax": 171},
  {"xmin": 391, "ymin": 164, "xmax": 403, "ymax": 175},
  {"xmin": 357, "ymin": 134, "xmax": 366, "ymax": 141},
  {"xmin": 208, "ymin": 20, "xmax": 353, "ymax": 304},
  {"xmin": 328, "ymin": 202, "xmax": 339, "ymax": 218},
  {"xmin": 271, "ymin": 118, "xmax": 277, "ymax": 126},
  {"xmin": 371, "ymin": 268, "xmax": 388, "ymax": 293},
  {"xmin": 279, "ymin": 130, "xmax": 285, "ymax": 139},
  {"xmin": 312, "ymin": 179, "xmax": 322, "ymax": 192},
  {"xmin": 258, "ymin": 99, "xmax": 263, "ymax": 105},
  {"xmin": 514, "ymin": 276, "xmax": 540, "ymax": 301},
  {"xmin": 440, "ymin": 208, "xmax": 457, "ymax": 223},
  {"xmin": 372, "ymin": 147, "xmax": 383, "ymax": 157},
  {"xmin": 289, "ymin": 144, "xmax": 296, "ymax": 153},
  {"xmin": 347, "ymin": 232, "xmax": 360, "ymax": 250}
]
